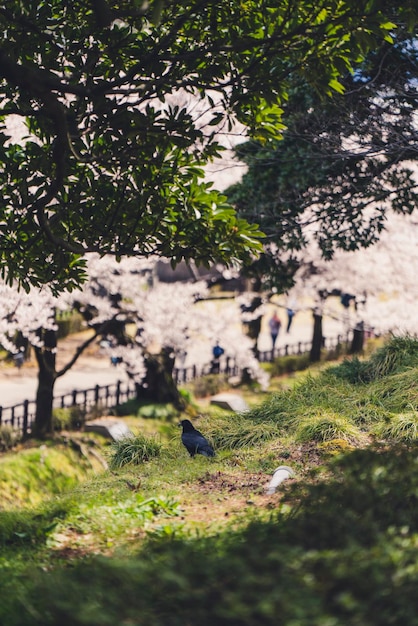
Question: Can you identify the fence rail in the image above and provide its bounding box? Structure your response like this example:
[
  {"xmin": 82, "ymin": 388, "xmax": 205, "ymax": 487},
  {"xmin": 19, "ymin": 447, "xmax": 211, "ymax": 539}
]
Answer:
[
  {"xmin": 173, "ymin": 356, "xmax": 241, "ymax": 384},
  {"xmin": 0, "ymin": 333, "xmax": 353, "ymax": 439},
  {"xmin": 258, "ymin": 333, "xmax": 349, "ymax": 363},
  {"xmin": 0, "ymin": 379, "xmax": 137, "ymax": 439}
]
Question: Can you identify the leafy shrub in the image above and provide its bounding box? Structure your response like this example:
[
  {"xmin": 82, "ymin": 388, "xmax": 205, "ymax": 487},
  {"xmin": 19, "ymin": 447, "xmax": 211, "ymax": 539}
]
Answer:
[
  {"xmin": 191, "ymin": 374, "xmax": 229, "ymax": 398},
  {"xmin": 137, "ymin": 403, "xmax": 178, "ymax": 420},
  {"xmin": 326, "ymin": 356, "xmax": 370, "ymax": 383},
  {"xmin": 178, "ymin": 387, "xmax": 193, "ymax": 405},
  {"xmin": 116, "ymin": 399, "xmax": 183, "ymax": 420},
  {"xmin": 56, "ymin": 310, "xmax": 84, "ymax": 339},
  {"xmin": 114, "ymin": 397, "xmax": 142, "ymax": 416},
  {"xmin": 109, "ymin": 434, "xmax": 162, "ymax": 469},
  {"xmin": 270, "ymin": 353, "xmax": 311, "ymax": 377},
  {"xmin": 52, "ymin": 407, "xmax": 85, "ymax": 431},
  {"xmin": 323, "ymin": 342, "xmax": 345, "ymax": 361},
  {"xmin": 87, "ymin": 403, "xmax": 108, "ymax": 420},
  {"xmin": 0, "ymin": 425, "xmax": 20, "ymax": 451}
]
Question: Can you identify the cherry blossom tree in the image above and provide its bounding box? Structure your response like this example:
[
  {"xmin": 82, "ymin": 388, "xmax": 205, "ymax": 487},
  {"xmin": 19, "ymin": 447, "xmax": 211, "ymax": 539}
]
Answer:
[
  {"xmin": 0, "ymin": 279, "xmax": 128, "ymax": 437},
  {"xmin": 76, "ymin": 266, "xmax": 211, "ymax": 409},
  {"xmin": 285, "ymin": 211, "xmax": 418, "ymax": 357},
  {"xmin": 0, "ymin": 255, "xmax": 269, "ymax": 437},
  {"xmin": 80, "ymin": 262, "xmax": 270, "ymax": 404}
]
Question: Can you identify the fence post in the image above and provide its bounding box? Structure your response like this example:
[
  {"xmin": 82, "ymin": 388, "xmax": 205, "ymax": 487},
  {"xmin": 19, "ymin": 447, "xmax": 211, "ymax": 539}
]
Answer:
[
  {"xmin": 116, "ymin": 380, "xmax": 121, "ymax": 406},
  {"xmin": 72, "ymin": 389, "xmax": 77, "ymax": 406},
  {"xmin": 95, "ymin": 384, "xmax": 100, "ymax": 404},
  {"xmin": 22, "ymin": 399, "xmax": 29, "ymax": 438}
]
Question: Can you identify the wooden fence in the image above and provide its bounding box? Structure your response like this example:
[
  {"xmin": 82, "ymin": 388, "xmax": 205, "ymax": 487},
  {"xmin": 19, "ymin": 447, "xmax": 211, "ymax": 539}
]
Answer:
[
  {"xmin": 173, "ymin": 356, "xmax": 241, "ymax": 384},
  {"xmin": 258, "ymin": 333, "xmax": 349, "ymax": 363},
  {"xmin": 0, "ymin": 333, "xmax": 352, "ymax": 439},
  {"xmin": 0, "ymin": 379, "xmax": 137, "ymax": 439}
]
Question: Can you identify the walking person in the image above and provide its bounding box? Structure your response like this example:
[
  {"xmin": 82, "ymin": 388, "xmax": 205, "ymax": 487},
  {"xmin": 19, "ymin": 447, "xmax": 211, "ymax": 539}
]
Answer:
[
  {"xmin": 286, "ymin": 307, "xmax": 295, "ymax": 333},
  {"xmin": 269, "ymin": 312, "xmax": 282, "ymax": 349},
  {"xmin": 13, "ymin": 348, "xmax": 25, "ymax": 370}
]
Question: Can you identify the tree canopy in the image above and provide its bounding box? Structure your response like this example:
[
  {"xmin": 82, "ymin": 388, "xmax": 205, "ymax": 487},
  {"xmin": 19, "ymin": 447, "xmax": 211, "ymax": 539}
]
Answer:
[
  {"xmin": 226, "ymin": 19, "xmax": 418, "ymax": 291},
  {"xmin": 0, "ymin": 0, "xmax": 413, "ymax": 291}
]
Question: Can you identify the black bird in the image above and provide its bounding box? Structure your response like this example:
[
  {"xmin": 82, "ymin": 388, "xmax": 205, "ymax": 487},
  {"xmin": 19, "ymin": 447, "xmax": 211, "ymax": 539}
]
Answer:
[{"xmin": 180, "ymin": 419, "xmax": 215, "ymax": 458}]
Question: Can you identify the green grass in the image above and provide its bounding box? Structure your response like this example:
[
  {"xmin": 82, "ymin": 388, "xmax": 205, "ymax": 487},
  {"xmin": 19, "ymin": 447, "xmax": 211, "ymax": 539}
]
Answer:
[
  {"xmin": 328, "ymin": 334, "xmax": 418, "ymax": 383},
  {"xmin": 1, "ymin": 334, "xmax": 418, "ymax": 625},
  {"xmin": 367, "ymin": 369, "xmax": 418, "ymax": 412},
  {"xmin": 109, "ymin": 434, "xmax": 163, "ymax": 468},
  {"xmin": 373, "ymin": 411, "xmax": 418, "ymax": 442},
  {"xmin": 0, "ymin": 443, "xmax": 97, "ymax": 508},
  {"xmin": 367, "ymin": 334, "xmax": 418, "ymax": 378},
  {"xmin": 199, "ymin": 412, "xmax": 279, "ymax": 450},
  {"xmin": 295, "ymin": 412, "xmax": 364, "ymax": 443},
  {"xmin": 3, "ymin": 446, "xmax": 418, "ymax": 626}
]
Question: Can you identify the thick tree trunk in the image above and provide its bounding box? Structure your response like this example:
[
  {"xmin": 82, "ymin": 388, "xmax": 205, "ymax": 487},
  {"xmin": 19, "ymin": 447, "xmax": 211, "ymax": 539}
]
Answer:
[
  {"xmin": 32, "ymin": 329, "xmax": 57, "ymax": 438},
  {"xmin": 136, "ymin": 348, "xmax": 185, "ymax": 410},
  {"xmin": 350, "ymin": 324, "xmax": 365, "ymax": 355},
  {"xmin": 310, "ymin": 312, "xmax": 323, "ymax": 363}
]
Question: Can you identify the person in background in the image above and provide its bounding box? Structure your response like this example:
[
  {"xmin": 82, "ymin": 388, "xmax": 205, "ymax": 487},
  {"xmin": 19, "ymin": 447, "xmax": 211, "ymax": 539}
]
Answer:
[
  {"xmin": 269, "ymin": 312, "xmax": 282, "ymax": 349},
  {"xmin": 13, "ymin": 348, "xmax": 25, "ymax": 370},
  {"xmin": 286, "ymin": 307, "xmax": 295, "ymax": 333},
  {"xmin": 211, "ymin": 341, "xmax": 224, "ymax": 373}
]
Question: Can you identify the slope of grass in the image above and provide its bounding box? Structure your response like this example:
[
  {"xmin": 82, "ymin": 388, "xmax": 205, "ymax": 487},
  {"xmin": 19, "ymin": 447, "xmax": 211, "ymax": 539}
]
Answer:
[
  {"xmin": 2, "ymin": 446, "xmax": 418, "ymax": 626},
  {"xmin": 1, "ymin": 335, "xmax": 418, "ymax": 625},
  {"xmin": 0, "ymin": 441, "xmax": 101, "ymax": 508}
]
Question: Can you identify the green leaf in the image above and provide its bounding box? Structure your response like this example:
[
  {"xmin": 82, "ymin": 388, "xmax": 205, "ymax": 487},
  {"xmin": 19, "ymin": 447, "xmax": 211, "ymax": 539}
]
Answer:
[{"xmin": 328, "ymin": 78, "xmax": 345, "ymax": 94}]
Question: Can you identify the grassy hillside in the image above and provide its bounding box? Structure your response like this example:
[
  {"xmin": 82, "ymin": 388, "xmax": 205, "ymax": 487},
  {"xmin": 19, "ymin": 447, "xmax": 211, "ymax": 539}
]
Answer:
[{"xmin": 1, "ymin": 336, "xmax": 418, "ymax": 625}]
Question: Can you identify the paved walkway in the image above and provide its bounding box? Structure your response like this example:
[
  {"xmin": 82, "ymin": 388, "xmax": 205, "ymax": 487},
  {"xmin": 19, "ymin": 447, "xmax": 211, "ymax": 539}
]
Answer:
[
  {"xmin": 0, "ymin": 302, "xmax": 349, "ymax": 409},
  {"xmin": 257, "ymin": 300, "xmax": 348, "ymax": 352},
  {"xmin": 0, "ymin": 337, "xmax": 129, "ymax": 408}
]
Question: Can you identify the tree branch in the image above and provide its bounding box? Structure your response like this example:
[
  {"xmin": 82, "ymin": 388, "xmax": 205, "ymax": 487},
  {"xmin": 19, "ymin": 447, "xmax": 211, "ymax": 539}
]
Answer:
[{"xmin": 56, "ymin": 317, "xmax": 119, "ymax": 378}]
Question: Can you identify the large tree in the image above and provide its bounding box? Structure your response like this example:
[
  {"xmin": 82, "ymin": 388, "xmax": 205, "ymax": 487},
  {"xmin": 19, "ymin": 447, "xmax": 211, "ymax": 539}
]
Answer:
[
  {"xmin": 226, "ymin": 21, "xmax": 418, "ymax": 292},
  {"xmin": 0, "ymin": 0, "xmax": 412, "ymax": 291}
]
